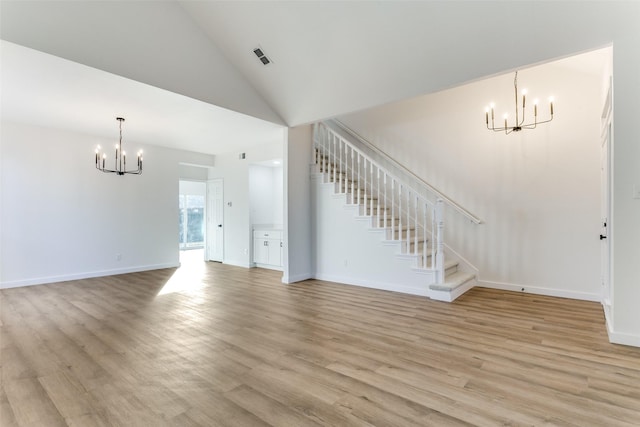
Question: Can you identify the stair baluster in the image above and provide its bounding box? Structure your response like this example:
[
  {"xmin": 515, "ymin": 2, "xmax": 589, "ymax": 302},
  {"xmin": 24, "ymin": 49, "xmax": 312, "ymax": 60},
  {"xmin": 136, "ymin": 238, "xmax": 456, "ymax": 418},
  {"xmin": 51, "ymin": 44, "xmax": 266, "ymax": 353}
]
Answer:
[
  {"xmin": 351, "ymin": 146, "xmax": 355, "ymax": 202},
  {"xmin": 339, "ymin": 136, "xmax": 343, "ymax": 191},
  {"xmin": 376, "ymin": 167, "xmax": 381, "ymax": 228},
  {"xmin": 370, "ymin": 160, "xmax": 374, "ymax": 223},
  {"xmin": 423, "ymin": 203, "xmax": 428, "ymax": 268},
  {"xmin": 363, "ymin": 159, "xmax": 368, "ymax": 212},
  {"xmin": 414, "ymin": 195, "xmax": 419, "ymax": 256},
  {"xmin": 398, "ymin": 183, "xmax": 402, "ymax": 245},
  {"xmin": 383, "ymin": 174, "xmax": 388, "ymax": 231}
]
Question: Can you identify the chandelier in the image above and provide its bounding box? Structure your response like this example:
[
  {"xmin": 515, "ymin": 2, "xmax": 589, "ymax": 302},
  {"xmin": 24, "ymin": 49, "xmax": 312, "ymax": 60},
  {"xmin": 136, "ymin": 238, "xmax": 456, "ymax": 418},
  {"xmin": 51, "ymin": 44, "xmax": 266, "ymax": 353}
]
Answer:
[
  {"xmin": 485, "ymin": 71, "xmax": 554, "ymax": 134},
  {"xmin": 95, "ymin": 117, "xmax": 142, "ymax": 175}
]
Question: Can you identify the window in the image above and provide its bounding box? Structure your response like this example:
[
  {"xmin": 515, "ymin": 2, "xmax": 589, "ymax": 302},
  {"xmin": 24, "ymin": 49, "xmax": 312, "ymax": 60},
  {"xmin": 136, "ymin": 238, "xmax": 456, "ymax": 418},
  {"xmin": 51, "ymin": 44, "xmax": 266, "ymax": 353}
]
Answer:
[{"xmin": 179, "ymin": 194, "xmax": 205, "ymax": 249}]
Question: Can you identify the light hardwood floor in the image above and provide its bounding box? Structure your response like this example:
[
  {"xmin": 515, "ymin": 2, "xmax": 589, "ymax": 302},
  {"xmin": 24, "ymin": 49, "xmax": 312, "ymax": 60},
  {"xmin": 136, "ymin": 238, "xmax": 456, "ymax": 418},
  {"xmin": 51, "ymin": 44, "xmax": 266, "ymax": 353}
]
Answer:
[{"xmin": 1, "ymin": 259, "xmax": 639, "ymax": 426}]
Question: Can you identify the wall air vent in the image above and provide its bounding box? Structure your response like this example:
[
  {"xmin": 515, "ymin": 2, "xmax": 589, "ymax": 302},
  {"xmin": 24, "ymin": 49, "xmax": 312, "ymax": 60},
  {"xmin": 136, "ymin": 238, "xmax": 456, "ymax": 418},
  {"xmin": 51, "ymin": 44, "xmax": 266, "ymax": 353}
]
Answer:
[{"xmin": 253, "ymin": 47, "xmax": 271, "ymax": 65}]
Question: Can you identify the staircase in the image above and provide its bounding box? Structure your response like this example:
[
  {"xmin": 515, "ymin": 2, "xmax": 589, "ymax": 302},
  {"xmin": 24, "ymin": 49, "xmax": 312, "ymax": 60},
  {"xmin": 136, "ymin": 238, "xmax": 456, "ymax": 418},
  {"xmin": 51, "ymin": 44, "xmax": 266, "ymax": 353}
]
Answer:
[{"xmin": 312, "ymin": 121, "xmax": 476, "ymax": 302}]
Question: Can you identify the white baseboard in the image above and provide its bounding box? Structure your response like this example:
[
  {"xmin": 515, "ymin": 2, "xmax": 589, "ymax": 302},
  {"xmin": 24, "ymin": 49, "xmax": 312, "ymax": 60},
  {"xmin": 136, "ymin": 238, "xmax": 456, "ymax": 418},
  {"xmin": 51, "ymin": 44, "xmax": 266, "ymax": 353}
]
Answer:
[
  {"xmin": 476, "ymin": 280, "xmax": 600, "ymax": 302},
  {"xmin": 222, "ymin": 259, "xmax": 252, "ymax": 268},
  {"xmin": 603, "ymin": 308, "xmax": 640, "ymax": 347},
  {"xmin": 254, "ymin": 263, "xmax": 283, "ymax": 272},
  {"xmin": 314, "ymin": 273, "xmax": 429, "ymax": 297},
  {"xmin": 0, "ymin": 262, "xmax": 180, "ymax": 289},
  {"xmin": 607, "ymin": 329, "xmax": 640, "ymax": 347},
  {"xmin": 282, "ymin": 272, "xmax": 313, "ymax": 284}
]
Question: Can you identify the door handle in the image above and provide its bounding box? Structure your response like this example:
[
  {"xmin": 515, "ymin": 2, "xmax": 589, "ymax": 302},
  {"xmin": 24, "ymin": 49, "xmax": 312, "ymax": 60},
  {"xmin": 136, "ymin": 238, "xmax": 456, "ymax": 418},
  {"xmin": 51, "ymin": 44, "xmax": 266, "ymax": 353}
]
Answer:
[
  {"xmin": 600, "ymin": 234, "xmax": 607, "ymax": 240},
  {"xmin": 218, "ymin": 224, "xmax": 222, "ymax": 227}
]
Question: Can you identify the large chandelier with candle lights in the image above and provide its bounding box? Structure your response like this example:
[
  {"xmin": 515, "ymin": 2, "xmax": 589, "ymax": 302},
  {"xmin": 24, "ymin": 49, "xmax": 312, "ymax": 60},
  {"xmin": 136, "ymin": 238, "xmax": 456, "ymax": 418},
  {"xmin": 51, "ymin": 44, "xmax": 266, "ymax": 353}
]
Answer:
[
  {"xmin": 95, "ymin": 117, "xmax": 143, "ymax": 175},
  {"xmin": 485, "ymin": 71, "xmax": 554, "ymax": 135}
]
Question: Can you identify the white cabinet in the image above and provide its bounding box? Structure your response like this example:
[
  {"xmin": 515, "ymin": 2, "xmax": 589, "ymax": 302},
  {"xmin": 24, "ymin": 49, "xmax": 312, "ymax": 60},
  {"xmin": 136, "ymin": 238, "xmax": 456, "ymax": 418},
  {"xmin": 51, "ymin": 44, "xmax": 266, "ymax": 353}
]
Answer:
[{"xmin": 253, "ymin": 229, "xmax": 283, "ymax": 269}]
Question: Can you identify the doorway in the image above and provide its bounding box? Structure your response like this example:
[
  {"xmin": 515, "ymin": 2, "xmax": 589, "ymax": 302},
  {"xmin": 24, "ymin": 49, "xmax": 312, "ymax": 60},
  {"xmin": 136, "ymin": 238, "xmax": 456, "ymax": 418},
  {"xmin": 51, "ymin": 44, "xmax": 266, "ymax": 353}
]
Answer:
[{"xmin": 179, "ymin": 181, "xmax": 206, "ymax": 258}]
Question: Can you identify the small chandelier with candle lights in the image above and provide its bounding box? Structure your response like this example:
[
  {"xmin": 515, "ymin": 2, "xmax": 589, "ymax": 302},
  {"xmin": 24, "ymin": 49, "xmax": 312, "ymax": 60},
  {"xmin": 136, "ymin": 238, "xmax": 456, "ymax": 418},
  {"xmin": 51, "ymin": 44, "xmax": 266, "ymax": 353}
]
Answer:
[
  {"xmin": 485, "ymin": 71, "xmax": 554, "ymax": 135},
  {"xmin": 95, "ymin": 117, "xmax": 143, "ymax": 175}
]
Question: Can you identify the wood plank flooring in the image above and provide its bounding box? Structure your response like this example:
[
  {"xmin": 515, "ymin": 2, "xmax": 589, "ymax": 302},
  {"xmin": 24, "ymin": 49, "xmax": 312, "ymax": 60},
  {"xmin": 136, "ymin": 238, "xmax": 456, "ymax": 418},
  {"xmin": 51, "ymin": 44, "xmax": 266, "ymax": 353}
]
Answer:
[{"xmin": 1, "ymin": 258, "xmax": 639, "ymax": 426}]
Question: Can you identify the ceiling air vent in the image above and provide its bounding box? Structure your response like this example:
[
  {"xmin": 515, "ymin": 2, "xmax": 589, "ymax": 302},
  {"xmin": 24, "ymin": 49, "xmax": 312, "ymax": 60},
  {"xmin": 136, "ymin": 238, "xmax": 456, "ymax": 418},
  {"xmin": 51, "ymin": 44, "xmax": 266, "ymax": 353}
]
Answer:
[{"xmin": 253, "ymin": 47, "xmax": 271, "ymax": 65}]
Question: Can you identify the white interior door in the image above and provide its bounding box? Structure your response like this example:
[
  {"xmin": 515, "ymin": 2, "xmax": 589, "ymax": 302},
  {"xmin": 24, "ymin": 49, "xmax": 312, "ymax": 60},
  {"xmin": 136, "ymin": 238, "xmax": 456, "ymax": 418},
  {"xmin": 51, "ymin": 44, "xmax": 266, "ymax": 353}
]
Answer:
[
  {"xmin": 600, "ymin": 83, "xmax": 612, "ymax": 310},
  {"xmin": 207, "ymin": 179, "xmax": 224, "ymax": 262}
]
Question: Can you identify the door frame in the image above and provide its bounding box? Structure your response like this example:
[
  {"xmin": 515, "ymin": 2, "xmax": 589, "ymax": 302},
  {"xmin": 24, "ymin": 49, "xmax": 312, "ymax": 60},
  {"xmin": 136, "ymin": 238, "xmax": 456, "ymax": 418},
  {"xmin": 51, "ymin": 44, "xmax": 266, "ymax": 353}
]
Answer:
[
  {"xmin": 600, "ymin": 77, "xmax": 612, "ymax": 315},
  {"xmin": 207, "ymin": 178, "xmax": 224, "ymax": 262}
]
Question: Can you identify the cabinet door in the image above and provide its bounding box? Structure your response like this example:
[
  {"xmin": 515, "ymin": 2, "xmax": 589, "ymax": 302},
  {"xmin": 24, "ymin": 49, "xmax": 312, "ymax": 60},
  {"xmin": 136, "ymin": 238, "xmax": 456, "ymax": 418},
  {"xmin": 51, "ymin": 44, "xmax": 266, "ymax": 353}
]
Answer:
[
  {"xmin": 253, "ymin": 238, "xmax": 269, "ymax": 264},
  {"xmin": 267, "ymin": 239, "xmax": 282, "ymax": 266}
]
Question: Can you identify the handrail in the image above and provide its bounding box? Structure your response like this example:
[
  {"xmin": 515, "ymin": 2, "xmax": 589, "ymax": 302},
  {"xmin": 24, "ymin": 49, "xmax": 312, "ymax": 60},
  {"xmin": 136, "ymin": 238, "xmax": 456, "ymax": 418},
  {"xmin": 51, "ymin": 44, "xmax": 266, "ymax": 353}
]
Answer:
[{"xmin": 329, "ymin": 119, "xmax": 483, "ymax": 225}]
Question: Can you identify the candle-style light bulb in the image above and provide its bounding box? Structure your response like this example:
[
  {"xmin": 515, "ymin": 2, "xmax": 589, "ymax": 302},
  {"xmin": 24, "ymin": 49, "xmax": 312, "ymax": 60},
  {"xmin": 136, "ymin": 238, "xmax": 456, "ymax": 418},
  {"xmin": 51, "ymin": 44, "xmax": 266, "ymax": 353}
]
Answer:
[
  {"xmin": 549, "ymin": 96, "xmax": 554, "ymax": 115},
  {"xmin": 522, "ymin": 89, "xmax": 527, "ymax": 109},
  {"xmin": 485, "ymin": 107, "xmax": 489, "ymax": 125}
]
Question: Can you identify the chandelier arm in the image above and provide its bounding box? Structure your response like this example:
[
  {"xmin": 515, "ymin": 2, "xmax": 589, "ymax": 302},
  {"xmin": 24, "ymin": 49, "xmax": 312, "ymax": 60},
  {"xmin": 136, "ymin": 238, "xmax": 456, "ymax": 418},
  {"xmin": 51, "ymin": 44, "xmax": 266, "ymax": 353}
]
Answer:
[
  {"xmin": 485, "ymin": 71, "xmax": 553, "ymax": 135},
  {"xmin": 519, "ymin": 103, "xmax": 526, "ymax": 126},
  {"xmin": 520, "ymin": 116, "xmax": 554, "ymax": 129},
  {"xmin": 514, "ymin": 72, "xmax": 519, "ymax": 127}
]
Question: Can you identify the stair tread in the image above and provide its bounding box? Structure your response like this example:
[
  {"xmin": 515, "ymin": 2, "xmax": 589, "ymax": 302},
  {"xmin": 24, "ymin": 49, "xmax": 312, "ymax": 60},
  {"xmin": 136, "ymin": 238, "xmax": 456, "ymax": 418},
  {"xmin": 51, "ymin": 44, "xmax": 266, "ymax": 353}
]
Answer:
[{"xmin": 430, "ymin": 271, "xmax": 475, "ymax": 291}]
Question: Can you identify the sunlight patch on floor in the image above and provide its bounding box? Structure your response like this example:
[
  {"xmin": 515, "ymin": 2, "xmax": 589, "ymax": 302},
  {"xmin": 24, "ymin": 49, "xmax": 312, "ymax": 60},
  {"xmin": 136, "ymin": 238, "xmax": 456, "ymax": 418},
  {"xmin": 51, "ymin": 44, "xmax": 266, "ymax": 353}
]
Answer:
[{"xmin": 157, "ymin": 249, "xmax": 206, "ymax": 296}]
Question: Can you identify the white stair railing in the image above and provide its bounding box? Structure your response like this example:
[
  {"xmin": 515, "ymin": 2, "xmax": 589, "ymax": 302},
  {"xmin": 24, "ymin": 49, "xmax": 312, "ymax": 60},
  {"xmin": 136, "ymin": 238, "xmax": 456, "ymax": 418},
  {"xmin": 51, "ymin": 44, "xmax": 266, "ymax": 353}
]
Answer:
[{"xmin": 313, "ymin": 122, "xmax": 445, "ymax": 280}]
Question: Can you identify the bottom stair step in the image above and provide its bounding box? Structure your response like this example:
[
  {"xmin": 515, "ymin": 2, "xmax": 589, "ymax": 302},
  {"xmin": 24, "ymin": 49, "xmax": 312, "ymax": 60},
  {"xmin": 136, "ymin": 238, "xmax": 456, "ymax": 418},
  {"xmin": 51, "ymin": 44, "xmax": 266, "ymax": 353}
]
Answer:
[{"xmin": 430, "ymin": 271, "xmax": 475, "ymax": 292}]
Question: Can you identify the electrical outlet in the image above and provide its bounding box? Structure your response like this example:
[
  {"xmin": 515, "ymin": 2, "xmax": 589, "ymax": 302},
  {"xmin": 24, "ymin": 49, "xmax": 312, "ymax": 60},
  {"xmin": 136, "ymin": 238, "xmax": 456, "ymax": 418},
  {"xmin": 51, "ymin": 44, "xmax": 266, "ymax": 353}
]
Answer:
[
  {"xmin": 116, "ymin": 253, "xmax": 122, "ymax": 261},
  {"xmin": 243, "ymin": 248, "xmax": 248, "ymax": 255}
]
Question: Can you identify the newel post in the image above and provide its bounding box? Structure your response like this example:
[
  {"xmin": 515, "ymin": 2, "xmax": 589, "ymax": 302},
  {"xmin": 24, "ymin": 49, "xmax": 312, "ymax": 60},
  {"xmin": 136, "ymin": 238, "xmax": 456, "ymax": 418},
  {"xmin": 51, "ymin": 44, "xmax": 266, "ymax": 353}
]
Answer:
[{"xmin": 435, "ymin": 199, "xmax": 445, "ymax": 283}]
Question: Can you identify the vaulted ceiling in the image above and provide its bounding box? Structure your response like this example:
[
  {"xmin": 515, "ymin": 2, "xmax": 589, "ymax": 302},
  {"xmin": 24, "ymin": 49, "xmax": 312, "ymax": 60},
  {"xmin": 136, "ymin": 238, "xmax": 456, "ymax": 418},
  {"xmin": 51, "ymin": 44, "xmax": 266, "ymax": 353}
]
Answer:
[{"xmin": 0, "ymin": 1, "xmax": 632, "ymax": 154}]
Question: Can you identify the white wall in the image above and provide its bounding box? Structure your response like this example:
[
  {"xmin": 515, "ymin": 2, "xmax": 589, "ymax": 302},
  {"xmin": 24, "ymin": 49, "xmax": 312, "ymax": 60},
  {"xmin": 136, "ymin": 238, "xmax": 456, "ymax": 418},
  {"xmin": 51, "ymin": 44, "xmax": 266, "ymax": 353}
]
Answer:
[
  {"xmin": 611, "ymin": 35, "xmax": 640, "ymax": 346},
  {"xmin": 272, "ymin": 166, "xmax": 284, "ymax": 226},
  {"xmin": 208, "ymin": 139, "xmax": 284, "ymax": 268},
  {"xmin": 179, "ymin": 164, "xmax": 209, "ymax": 181},
  {"xmin": 0, "ymin": 121, "xmax": 213, "ymax": 287},
  {"xmin": 249, "ymin": 164, "xmax": 283, "ymax": 227},
  {"xmin": 179, "ymin": 180, "xmax": 206, "ymax": 197},
  {"xmin": 338, "ymin": 58, "xmax": 603, "ymax": 301},
  {"xmin": 312, "ymin": 177, "xmax": 433, "ymax": 295},
  {"xmin": 283, "ymin": 125, "xmax": 313, "ymax": 283}
]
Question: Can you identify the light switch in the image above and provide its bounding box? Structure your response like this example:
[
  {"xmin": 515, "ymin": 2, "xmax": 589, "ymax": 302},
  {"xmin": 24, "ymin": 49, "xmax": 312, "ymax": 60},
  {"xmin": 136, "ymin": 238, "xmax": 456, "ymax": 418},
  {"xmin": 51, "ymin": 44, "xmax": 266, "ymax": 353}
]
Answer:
[{"xmin": 634, "ymin": 184, "xmax": 640, "ymax": 199}]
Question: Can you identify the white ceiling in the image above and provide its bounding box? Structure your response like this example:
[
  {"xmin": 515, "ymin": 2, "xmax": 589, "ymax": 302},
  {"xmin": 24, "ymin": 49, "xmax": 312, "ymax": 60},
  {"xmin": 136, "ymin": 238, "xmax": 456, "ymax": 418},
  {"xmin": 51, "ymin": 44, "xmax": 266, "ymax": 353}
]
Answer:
[
  {"xmin": 0, "ymin": 1, "xmax": 626, "ymax": 155},
  {"xmin": 0, "ymin": 41, "xmax": 285, "ymax": 156}
]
